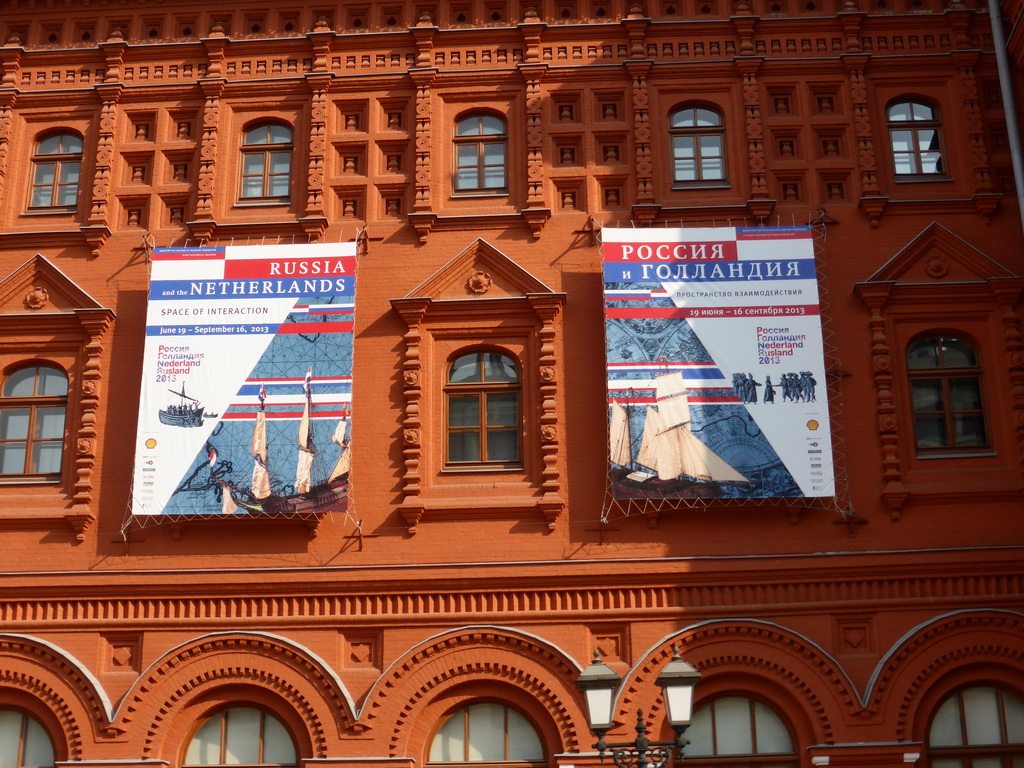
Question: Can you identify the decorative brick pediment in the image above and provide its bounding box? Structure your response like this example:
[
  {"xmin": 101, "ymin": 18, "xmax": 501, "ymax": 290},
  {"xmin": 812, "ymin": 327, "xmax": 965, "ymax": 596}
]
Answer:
[
  {"xmin": 402, "ymin": 238, "xmax": 556, "ymax": 302},
  {"xmin": 861, "ymin": 222, "xmax": 1017, "ymax": 287},
  {"xmin": 0, "ymin": 254, "xmax": 107, "ymax": 314}
]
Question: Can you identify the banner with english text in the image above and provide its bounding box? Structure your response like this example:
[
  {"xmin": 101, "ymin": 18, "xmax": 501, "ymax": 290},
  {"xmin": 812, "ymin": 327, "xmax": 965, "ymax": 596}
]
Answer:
[
  {"xmin": 603, "ymin": 227, "xmax": 834, "ymax": 500},
  {"xmin": 132, "ymin": 243, "xmax": 356, "ymax": 516}
]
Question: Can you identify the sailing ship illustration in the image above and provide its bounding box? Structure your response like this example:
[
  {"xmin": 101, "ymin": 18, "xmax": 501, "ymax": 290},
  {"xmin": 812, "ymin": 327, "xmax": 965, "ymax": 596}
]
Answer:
[
  {"xmin": 159, "ymin": 383, "xmax": 217, "ymax": 428},
  {"xmin": 214, "ymin": 370, "xmax": 350, "ymax": 515},
  {"xmin": 610, "ymin": 371, "xmax": 749, "ymax": 496}
]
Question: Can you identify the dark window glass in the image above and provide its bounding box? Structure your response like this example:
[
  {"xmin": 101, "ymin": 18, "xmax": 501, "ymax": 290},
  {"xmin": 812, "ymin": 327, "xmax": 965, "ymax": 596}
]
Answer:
[
  {"xmin": 670, "ymin": 106, "xmax": 727, "ymax": 185},
  {"xmin": 907, "ymin": 336, "xmax": 987, "ymax": 451},
  {"xmin": 446, "ymin": 352, "xmax": 520, "ymax": 466},
  {"xmin": 453, "ymin": 115, "xmax": 508, "ymax": 193},
  {"xmin": 240, "ymin": 123, "xmax": 293, "ymax": 201},
  {"xmin": 0, "ymin": 365, "xmax": 68, "ymax": 477},
  {"xmin": 888, "ymin": 100, "xmax": 945, "ymax": 177},
  {"xmin": 30, "ymin": 133, "xmax": 82, "ymax": 210}
]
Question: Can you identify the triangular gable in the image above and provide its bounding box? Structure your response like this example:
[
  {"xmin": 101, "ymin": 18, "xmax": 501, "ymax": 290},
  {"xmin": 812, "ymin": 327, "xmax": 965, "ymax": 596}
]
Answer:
[
  {"xmin": 403, "ymin": 238, "xmax": 556, "ymax": 301},
  {"xmin": 862, "ymin": 222, "xmax": 1016, "ymax": 285},
  {"xmin": 0, "ymin": 254, "xmax": 107, "ymax": 314}
]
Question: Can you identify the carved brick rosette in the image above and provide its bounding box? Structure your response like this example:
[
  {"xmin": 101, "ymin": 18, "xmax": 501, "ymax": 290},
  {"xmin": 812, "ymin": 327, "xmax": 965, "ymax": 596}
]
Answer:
[
  {"xmin": 194, "ymin": 69, "xmax": 226, "ymax": 221},
  {"xmin": 305, "ymin": 72, "xmax": 332, "ymax": 220},
  {"xmin": 954, "ymin": 53, "xmax": 995, "ymax": 196},
  {"xmin": 0, "ymin": 89, "xmax": 17, "ymax": 207},
  {"xmin": 88, "ymin": 82, "xmax": 122, "ymax": 234}
]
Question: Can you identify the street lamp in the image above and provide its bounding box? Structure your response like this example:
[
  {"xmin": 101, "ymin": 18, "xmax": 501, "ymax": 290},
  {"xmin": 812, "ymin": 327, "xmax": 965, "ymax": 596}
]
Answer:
[{"xmin": 576, "ymin": 647, "xmax": 701, "ymax": 768}]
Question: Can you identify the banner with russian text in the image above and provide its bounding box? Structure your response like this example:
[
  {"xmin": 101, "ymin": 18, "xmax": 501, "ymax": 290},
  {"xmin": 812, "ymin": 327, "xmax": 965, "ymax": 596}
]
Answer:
[
  {"xmin": 132, "ymin": 243, "xmax": 355, "ymax": 516},
  {"xmin": 603, "ymin": 227, "xmax": 834, "ymax": 500}
]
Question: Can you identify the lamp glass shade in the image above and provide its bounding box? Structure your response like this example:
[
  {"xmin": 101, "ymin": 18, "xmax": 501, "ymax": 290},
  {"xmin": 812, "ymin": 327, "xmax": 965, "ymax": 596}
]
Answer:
[
  {"xmin": 663, "ymin": 684, "xmax": 695, "ymax": 727},
  {"xmin": 583, "ymin": 686, "xmax": 615, "ymax": 732}
]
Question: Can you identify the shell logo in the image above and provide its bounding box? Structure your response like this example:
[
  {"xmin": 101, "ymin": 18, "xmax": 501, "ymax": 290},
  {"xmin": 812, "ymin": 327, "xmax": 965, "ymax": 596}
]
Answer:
[
  {"xmin": 806, "ymin": 420, "xmax": 820, "ymax": 431},
  {"xmin": 145, "ymin": 438, "xmax": 157, "ymax": 449}
]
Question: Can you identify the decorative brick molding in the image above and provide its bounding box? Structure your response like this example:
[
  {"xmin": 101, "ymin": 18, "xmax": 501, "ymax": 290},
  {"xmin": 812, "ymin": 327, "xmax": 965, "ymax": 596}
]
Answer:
[{"xmin": 118, "ymin": 633, "xmax": 355, "ymax": 758}]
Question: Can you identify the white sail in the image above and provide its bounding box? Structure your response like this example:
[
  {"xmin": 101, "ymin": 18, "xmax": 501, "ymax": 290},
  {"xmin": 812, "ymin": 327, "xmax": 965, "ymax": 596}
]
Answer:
[
  {"xmin": 609, "ymin": 401, "xmax": 631, "ymax": 467},
  {"xmin": 635, "ymin": 407, "xmax": 663, "ymax": 472},
  {"xmin": 251, "ymin": 409, "xmax": 271, "ymax": 499},
  {"xmin": 221, "ymin": 484, "xmax": 238, "ymax": 514},
  {"xmin": 655, "ymin": 372, "xmax": 691, "ymax": 430},
  {"xmin": 329, "ymin": 418, "xmax": 351, "ymax": 481},
  {"xmin": 657, "ymin": 424, "xmax": 749, "ymax": 483},
  {"xmin": 295, "ymin": 394, "xmax": 315, "ymax": 494}
]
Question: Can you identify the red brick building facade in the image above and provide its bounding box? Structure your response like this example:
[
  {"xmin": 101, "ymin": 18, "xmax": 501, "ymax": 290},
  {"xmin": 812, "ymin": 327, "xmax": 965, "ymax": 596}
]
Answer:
[{"xmin": 0, "ymin": 2, "xmax": 1023, "ymax": 768}]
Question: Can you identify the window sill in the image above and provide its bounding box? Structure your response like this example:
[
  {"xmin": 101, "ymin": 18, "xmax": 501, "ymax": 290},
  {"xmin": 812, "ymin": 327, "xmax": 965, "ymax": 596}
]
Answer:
[
  {"xmin": 672, "ymin": 183, "xmax": 732, "ymax": 190},
  {"xmin": 451, "ymin": 191, "xmax": 509, "ymax": 199},
  {"xmin": 915, "ymin": 450, "xmax": 997, "ymax": 459},
  {"xmin": 442, "ymin": 464, "xmax": 525, "ymax": 474},
  {"xmin": 233, "ymin": 200, "xmax": 291, "ymax": 208},
  {"xmin": 0, "ymin": 477, "xmax": 61, "ymax": 485},
  {"xmin": 22, "ymin": 208, "xmax": 77, "ymax": 216},
  {"xmin": 892, "ymin": 175, "xmax": 952, "ymax": 184}
]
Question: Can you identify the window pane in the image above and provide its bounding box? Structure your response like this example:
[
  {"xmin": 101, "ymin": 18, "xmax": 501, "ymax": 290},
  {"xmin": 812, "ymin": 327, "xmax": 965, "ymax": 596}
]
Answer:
[
  {"xmin": 687, "ymin": 705, "xmax": 713, "ymax": 755},
  {"xmin": 5, "ymin": 368, "xmax": 37, "ymax": 396},
  {"xmin": 670, "ymin": 109, "xmax": 695, "ymax": 128},
  {"xmin": 466, "ymin": 703, "xmax": 505, "ymax": 761},
  {"xmin": 486, "ymin": 393, "xmax": 518, "ymax": 426},
  {"xmin": 930, "ymin": 761, "xmax": 963, "ymax": 768},
  {"xmin": 245, "ymin": 126, "xmax": 268, "ymax": 144},
  {"xmin": 241, "ymin": 178, "xmax": 265, "ymax": 198},
  {"xmin": 1, "ymin": 408, "xmax": 30, "ymax": 439},
  {"xmin": 31, "ymin": 187, "xmax": 53, "ymax": 207},
  {"xmin": 450, "ymin": 354, "xmax": 482, "ymax": 383},
  {"xmin": 269, "ymin": 152, "xmax": 291, "ymax": 175},
  {"xmin": 262, "ymin": 714, "xmax": 296, "ymax": 764},
  {"xmin": 1006, "ymin": 691, "xmax": 1024, "ymax": 742},
  {"xmin": 185, "ymin": 715, "xmax": 222, "ymax": 764},
  {"xmin": 949, "ymin": 379, "xmax": 982, "ymax": 410},
  {"xmin": 62, "ymin": 134, "xmax": 83, "ymax": 153},
  {"xmin": 22, "ymin": 717, "xmax": 54, "ymax": 768},
  {"xmin": 714, "ymin": 698, "xmax": 754, "ymax": 755},
  {"xmin": 888, "ymin": 102, "xmax": 912, "ymax": 121},
  {"xmin": 963, "ymin": 687, "xmax": 1003, "ymax": 744},
  {"xmin": 449, "ymin": 431, "xmax": 480, "ymax": 462},
  {"xmin": 431, "ymin": 711, "xmax": 466, "ymax": 761},
  {"xmin": 243, "ymin": 154, "xmax": 265, "ymax": 174},
  {"xmin": 486, "ymin": 428, "xmax": 519, "ymax": 461},
  {"xmin": 675, "ymin": 158, "xmax": 697, "ymax": 182},
  {"xmin": 701, "ymin": 136, "xmax": 723, "ymax": 156},
  {"xmin": 695, "ymin": 108, "xmax": 721, "ymax": 126},
  {"xmin": 37, "ymin": 368, "xmax": 68, "ymax": 397},
  {"xmin": 908, "ymin": 340, "xmax": 940, "ymax": 369},
  {"xmin": 754, "ymin": 702, "xmax": 792, "ymax": 753},
  {"xmin": 457, "ymin": 118, "xmax": 480, "ymax": 136},
  {"xmin": 919, "ymin": 152, "xmax": 942, "ymax": 174},
  {"xmin": 890, "ymin": 130, "xmax": 914, "ymax": 152},
  {"xmin": 0, "ymin": 711, "xmax": 21, "ymax": 768},
  {"xmin": 483, "ymin": 167, "xmax": 505, "ymax": 188},
  {"xmin": 449, "ymin": 396, "xmax": 480, "ymax": 427},
  {"xmin": 483, "ymin": 143, "xmax": 505, "ymax": 163},
  {"xmin": 224, "ymin": 708, "xmax": 260, "ymax": 764},
  {"xmin": 915, "ymin": 416, "xmax": 947, "ymax": 448},
  {"xmin": 953, "ymin": 415, "xmax": 986, "ymax": 446},
  {"xmin": 456, "ymin": 144, "xmax": 479, "ymax": 166},
  {"xmin": 38, "ymin": 135, "xmax": 63, "ymax": 154},
  {"xmin": 482, "ymin": 353, "xmax": 517, "ymax": 382},
  {"xmin": 32, "ymin": 441, "xmax": 63, "ymax": 474},
  {"xmin": 56, "ymin": 184, "xmax": 78, "ymax": 207},
  {"xmin": 911, "ymin": 380, "xmax": 944, "ymax": 412},
  {"xmin": 0, "ymin": 443, "xmax": 27, "ymax": 474},
  {"xmin": 268, "ymin": 125, "xmax": 292, "ymax": 143},
  {"xmin": 267, "ymin": 175, "xmax": 290, "ymax": 198},
  {"xmin": 33, "ymin": 163, "xmax": 56, "ymax": 185},
  {"xmin": 930, "ymin": 694, "xmax": 964, "ymax": 747},
  {"xmin": 941, "ymin": 339, "xmax": 977, "ymax": 367},
  {"xmin": 479, "ymin": 116, "xmax": 505, "ymax": 135},
  {"xmin": 456, "ymin": 170, "xmax": 477, "ymax": 189},
  {"xmin": 507, "ymin": 709, "xmax": 543, "ymax": 760},
  {"xmin": 702, "ymin": 158, "xmax": 725, "ymax": 180},
  {"xmin": 34, "ymin": 407, "xmax": 65, "ymax": 440},
  {"xmin": 59, "ymin": 162, "xmax": 80, "ymax": 184},
  {"xmin": 911, "ymin": 102, "xmax": 936, "ymax": 120},
  {"xmin": 674, "ymin": 136, "xmax": 696, "ymax": 158}
]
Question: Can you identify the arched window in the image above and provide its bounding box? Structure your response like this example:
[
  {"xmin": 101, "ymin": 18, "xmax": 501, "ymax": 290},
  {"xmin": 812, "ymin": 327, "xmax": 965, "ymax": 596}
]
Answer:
[
  {"xmin": 30, "ymin": 133, "xmax": 82, "ymax": 210},
  {"xmin": 670, "ymin": 106, "xmax": 727, "ymax": 185},
  {"xmin": 445, "ymin": 351, "xmax": 520, "ymax": 466},
  {"xmin": 184, "ymin": 708, "xmax": 297, "ymax": 767},
  {"xmin": 927, "ymin": 687, "xmax": 1024, "ymax": 768},
  {"xmin": 0, "ymin": 710, "xmax": 55, "ymax": 768},
  {"xmin": 0, "ymin": 365, "xmax": 68, "ymax": 477},
  {"xmin": 907, "ymin": 336, "xmax": 987, "ymax": 451},
  {"xmin": 240, "ymin": 123, "xmax": 293, "ymax": 201},
  {"xmin": 453, "ymin": 114, "xmax": 507, "ymax": 193},
  {"xmin": 888, "ymin": 100, "xmax": 945, "ymax": 177},
  {"xmin": 686, "ymin": 697, "xmax": 795, "ymax": 767},
  {"xmin": 428, "ymin": 703, "xmax": 544, "ymax": 763}
]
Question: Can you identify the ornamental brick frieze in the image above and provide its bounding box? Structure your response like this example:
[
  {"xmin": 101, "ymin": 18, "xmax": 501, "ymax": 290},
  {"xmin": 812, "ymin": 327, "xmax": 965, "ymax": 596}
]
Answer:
[
  {"xmin": 0, "ymin": 89, "xmax": 16, "ymax": 209},
  {"xmin": 992, "ymin": 285, "xmax": 1024, "ymax": 472},
  {"xmin": 865, "ymin": 610, "xmax": 1024, "ymax": 739},
  {"xmin": 1, "ymin": 569, "xmax": 1020, "ymax": 626},
  {"xmin": 737, "ymin": 58, "xmax": 773, "ymax": 215},
  {"xmin": 71, "ymin": 310, "xmax": 114, "ymax": 525},
  {"xmin": 0, "ymin": 634, "xmax": 113, "ymax": 756},
  {"xmin": 357, "ymin": 628, "xmax": 583, "ymax": 754},
  {"xmin": 120, "ymin": 634, "xmax": 352, "ymax": 757},
  {"xmin": 953, "ymin": 52, "xmax": 997, "ymax": 215},
  {"xmin": 619, "ymin": 622, "xmax": 861, "ymax": 742}
]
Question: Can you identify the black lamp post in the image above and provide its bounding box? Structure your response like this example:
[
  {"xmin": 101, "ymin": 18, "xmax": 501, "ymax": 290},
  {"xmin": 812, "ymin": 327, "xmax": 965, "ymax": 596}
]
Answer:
[{"xmin": 576, "ymin": 647, "xmax": 701, "ymax": 768}]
